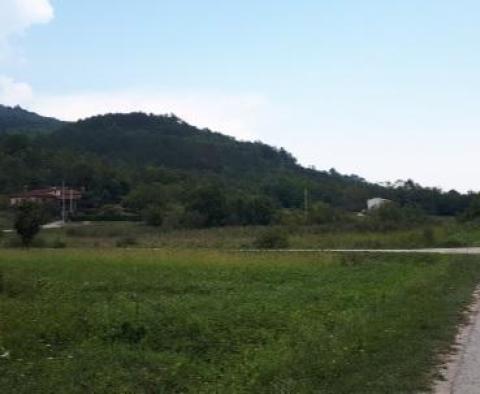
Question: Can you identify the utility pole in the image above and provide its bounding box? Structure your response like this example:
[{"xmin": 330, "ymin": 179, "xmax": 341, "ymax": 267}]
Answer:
[
  {"xmin": 61, "ymin": 181, "xmax": 66, "ymax": 223},
  {"xmin": 304, "ymin": 187, "xmax": 309, "ymax": 222}
]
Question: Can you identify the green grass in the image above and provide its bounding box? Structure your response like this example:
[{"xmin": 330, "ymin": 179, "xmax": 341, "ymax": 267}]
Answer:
[
  {"xmin": 1, "ymin": 249, "xmax": 479, "ymax": 393},
  {"xmin": 2, "ymin": 211, "xmax": 480, "ymax": 250},
  {"xmin": 7, "ymin": 220, "xmax": 479, "ymax": 250}
]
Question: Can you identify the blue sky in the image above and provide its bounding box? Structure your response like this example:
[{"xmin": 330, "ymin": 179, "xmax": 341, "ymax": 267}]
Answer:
[{"xmin": 1, "ymin": 0, "xmax": 480, "ymax": 192}]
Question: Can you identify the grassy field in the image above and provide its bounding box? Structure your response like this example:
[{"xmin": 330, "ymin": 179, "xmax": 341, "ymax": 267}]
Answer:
[
  {"xmin": 2, "ymin": 219, "xmax": 479, "ymax": 250},
  {"xmin": 1, "ymin": 249, "xmax": 479, "ymax": 393}
]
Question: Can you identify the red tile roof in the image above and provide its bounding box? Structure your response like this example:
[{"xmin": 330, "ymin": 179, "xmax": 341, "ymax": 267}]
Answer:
[{"xmin": 10, "ymin": 187, "xmax": 82, "ymax": 200}]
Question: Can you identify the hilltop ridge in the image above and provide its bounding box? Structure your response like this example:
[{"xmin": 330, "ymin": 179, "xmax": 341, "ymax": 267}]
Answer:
[{"xmin": 0, "ymin": 105, "xmax": 65, "ymax": 134}]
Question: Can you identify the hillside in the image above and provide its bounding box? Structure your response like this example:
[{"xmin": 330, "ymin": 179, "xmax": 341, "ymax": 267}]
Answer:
[
  {"xmin": 45, "ymin": 113, "xmax": 297, "ymax": 174},
  {"xmin": 40, "ymin": 112, "xmax": 393, "ymax": 211},
  {"xmin": 0, "ymin": 105, "xmax": 64, "ymax": 134},
  {"xmin": 0, "ymin": 109, "xmax": 473, "ymax": 224}
]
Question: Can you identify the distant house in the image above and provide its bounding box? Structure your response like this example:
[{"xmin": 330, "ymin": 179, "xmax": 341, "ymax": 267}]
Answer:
[
  {"xmin": 367, "ymin": 197, "xmax": 391, "ymax": 211},
  {"xmin": 10, "ymin": 187, "xmax": 82, "ymax": 212}
]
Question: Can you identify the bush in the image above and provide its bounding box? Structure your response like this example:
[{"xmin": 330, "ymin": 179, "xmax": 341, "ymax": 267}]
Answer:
[
  {"xmin": 0, "ymin": 195, "xmax": 9, "ymax": 210},
  {"xmin": 116, "ymin": 237, "xmax": 138, "ymax": 248},
  {"xmin": 440, "ymin": 235, "xmax": 468, "ymax": 248},
  {"xmin": 460, "ymin": 197, "xmax": 480, "ymax": 222},
  {"xmin": 309, "ymin": 202, "xmax": 344, "ymax": 225},
  {"xmin": 276, "ymin": 209, "xmax": 306, "ymax": 226},
  {"xmin": 422, "ymin": 227, "xmax": 436, "ymax": 246},
  {"xmin": 71, "ymin": 213, "xmax": 142, "ymax": 222},
  {"xmin": 51, "ymin": 238, "xmax": 67, "ymax": 249},
  {"xmin": 143, "ymin": 205, "xmax": 164, "ymax": 227},
  {"xmin": 253, "ymin": 228, "xmax": 290, "ymax": 249},
  {"xmin": 181, "ymin": 211, "xmax": 209, "ymax": 229},
  {"xmin": 162, "ymin": 204, "xmax": 185, "ymax": 229},
  {"xmin": 230, "ymin": 196, "xmax": 276, "ymax": 225},
  {"xmin": 7, "ymin": 237, "xmax": 47, "ymax": 248},
  {"xmin": 14, "ymin": 202, "xmax": 46, "ymax": 247},
  {"xmin": 367, "ymin": 203, "xmax": 428, "ymax": 231}
]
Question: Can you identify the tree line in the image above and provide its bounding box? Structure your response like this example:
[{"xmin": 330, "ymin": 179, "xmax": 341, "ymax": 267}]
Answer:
[{"xmin": 0, "ymin": 112, "xmax": 476, "ymax": 229}]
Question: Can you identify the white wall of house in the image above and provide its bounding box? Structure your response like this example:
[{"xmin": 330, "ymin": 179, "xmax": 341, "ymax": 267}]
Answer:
[{"xmin": 367, "ymin": 198, "xmax": 391, "ymax": 211}]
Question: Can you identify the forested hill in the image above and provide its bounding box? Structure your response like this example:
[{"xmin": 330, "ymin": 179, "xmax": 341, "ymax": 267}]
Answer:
[
  {"xmin": 45, "ymin": 113, "xmax": 297, "ymax": 173},
  {"xmin": 0, "ymin": 105, "xmax": 64, "ymax": 134},
  {"xmin": 0, "ymin": 109, "xmax": 473, "ymax": 220}
]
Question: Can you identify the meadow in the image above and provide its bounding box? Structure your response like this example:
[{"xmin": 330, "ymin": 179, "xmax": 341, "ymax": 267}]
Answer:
[
  {"xmin": 2, "ymin": 218, "xmax": 479, "ymax": 250},
  {"xmin": 1, "ymin": 249, "xmax": 480, "ymax": 393}
]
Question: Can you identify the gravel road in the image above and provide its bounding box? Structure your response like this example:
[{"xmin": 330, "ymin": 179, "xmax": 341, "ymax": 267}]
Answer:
[
  {"xmin": 242, "ymin": 248, "xmax": 480, "ymax": 255},
  {"xmin": 435, "ymin": 288, "xmax": 480, "ymax": 394}
]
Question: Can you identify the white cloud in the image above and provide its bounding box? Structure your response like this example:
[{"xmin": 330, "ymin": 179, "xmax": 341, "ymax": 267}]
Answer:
[
  {"xmin": 0, "ymin": 0, "xmax": 54, "ymax": 37},
  {"xmin": 0, "ymin": 1, "xmax": 53, "ymax": 107},
  {"xmin": 0, "ymin": 75, "xmax": 33, "ymax": 105},
  {"xmin": 0, "ymin": 0, "xmax": 54, "ymax": 62},
  {"xmin": 29, "ymin": 90, "xmax": 269, "ymax": 141}
]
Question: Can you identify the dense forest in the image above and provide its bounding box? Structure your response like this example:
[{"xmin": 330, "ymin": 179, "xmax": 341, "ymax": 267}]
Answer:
[
  {"xmin": 0, "ymin": 104, "xmax": 475, "ymax": 227},
  {"xmin": 0, "ymin": 105, "xmax": 64, "ymax": 134}
]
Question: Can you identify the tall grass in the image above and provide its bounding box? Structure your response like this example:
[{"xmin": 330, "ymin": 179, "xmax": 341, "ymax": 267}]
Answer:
[{"xmin": 2, "ymin": 219, "xmax": 480, "ymax": 250}]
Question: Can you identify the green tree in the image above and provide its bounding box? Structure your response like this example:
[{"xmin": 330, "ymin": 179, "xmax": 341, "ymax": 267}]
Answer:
[
  {"xmin": 460, "ymin": 194, "xmax": 480, "ymax": 222},
  {"xmin": 14, "ymin": 202, "xmax": 45, "ymax": 247},
  {"xmin": 187, "ymin": 184, "xmax": 227, "ymax": 227},
  {"xmin": 230, "ymin": 196, "xmax": 276, "ymax": 225}
]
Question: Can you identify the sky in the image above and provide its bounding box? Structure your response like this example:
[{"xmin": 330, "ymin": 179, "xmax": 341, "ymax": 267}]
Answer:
[{"xmin": 1, "ymin": 0, "xmax": 480, "ymax": 192}]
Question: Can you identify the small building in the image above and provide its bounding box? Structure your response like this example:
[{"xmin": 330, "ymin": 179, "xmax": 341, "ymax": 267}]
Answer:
[
  {"xmin": 367, "ymin": 197, "xmax": 391, "ymax": 211},
  {"xmin": 10, "ymin": 187, "xmax": 82, "ymax": 213}
]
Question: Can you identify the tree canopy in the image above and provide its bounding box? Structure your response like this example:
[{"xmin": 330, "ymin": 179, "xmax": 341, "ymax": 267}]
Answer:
[{"xmin": 0, "ymin": 107, "xmax": 474, "ymax": 227}]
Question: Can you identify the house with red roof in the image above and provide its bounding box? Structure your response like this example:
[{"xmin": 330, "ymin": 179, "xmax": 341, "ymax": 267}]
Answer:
[{"xmin": 10, "ymin": 187, "xmax": 82, "ymax": 213}]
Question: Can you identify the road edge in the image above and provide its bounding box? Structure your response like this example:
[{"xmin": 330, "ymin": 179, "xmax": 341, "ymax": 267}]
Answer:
[{"xmin": 433, "ymin": 285, "xmax": 480, "ymax": 393}]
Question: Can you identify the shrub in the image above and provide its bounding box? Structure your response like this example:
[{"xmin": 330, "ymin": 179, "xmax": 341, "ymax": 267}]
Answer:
[
  {"xmin": 143, "ymin": 205, "xmax": 164, "ymax": 227},
  {"xmin": 367, "ymin": 203, "xmax": 428, "ymax": 231},
  {"xmin": 162, "ymin": 204, "xmax": 185, "ymax": 229},
  {"xmin": 309, "ymin": 202, "xmax": 343, "ymax": 225},
  {"xmin": 230, "ymin": 196, "xmax": 276, "ymax": 225},
  {"xmin": 0, "ymin": 195, "xmax": 9, "ymax": 210},
  {"xmin": 116, "ymin": 237, "xmax": 138, "ymax": 248},
  {"xmin": 106, "ymin": 322, "xmax": 147, "ymax": 344},
  {"xmin": 51, "ymin": 238, "xmax": 67, "ymax": 249},
  {"xmin": 275, "ymin": 209, "xmax": 308, "ymax": 226},
  {"xmin": 14, "ymin": 202, "xmax": 46, "ymax": 247},
  {"xmin": 440, "ymin": 235, "xmax": 468, "ymax": 248},
  {"xmin": 7, "ymin": 237, "xmax": 48, "ymax": 248},
  {"xmin": 422, "ymin": 227, "xmax": 436, "ymax": 246},
  {"xmin": 459, "ymin": 197, "xmax": 480, "ymax": 223},
  {"xmin": 253, "ymin": 228, "xmax": 290, "ymax": 249},
  {"xmin": 181, "ymin": 211, "xmax": 209, "ymax": 229}
]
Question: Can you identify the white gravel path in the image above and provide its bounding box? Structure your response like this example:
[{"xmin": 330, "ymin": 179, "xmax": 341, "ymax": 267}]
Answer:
[
  {"xmin": 435, "ymin": 288, "xmax": 480, "ymax": 394},
  {"xmin": 241, "ymin": 248, "xmax": 480, "ymax": 255}
]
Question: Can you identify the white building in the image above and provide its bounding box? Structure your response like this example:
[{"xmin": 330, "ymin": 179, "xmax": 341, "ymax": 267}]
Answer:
[{"xmin": 367, "ymin": 198, "xmax": 391, "ymax": 211}]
